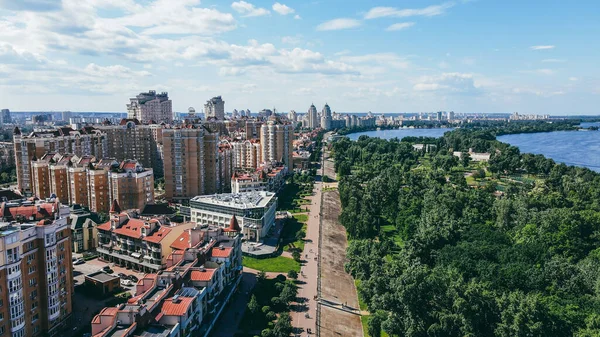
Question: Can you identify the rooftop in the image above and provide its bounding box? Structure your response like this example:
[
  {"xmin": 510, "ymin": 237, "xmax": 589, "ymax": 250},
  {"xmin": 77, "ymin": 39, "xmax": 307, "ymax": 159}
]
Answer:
[
  {"xmin": 86, "ymin": 271, "xmax": 119, "ymax": 283},
  {"xmin": 190, "ymin": 191, "xmax": 275, "ymax": 209}
]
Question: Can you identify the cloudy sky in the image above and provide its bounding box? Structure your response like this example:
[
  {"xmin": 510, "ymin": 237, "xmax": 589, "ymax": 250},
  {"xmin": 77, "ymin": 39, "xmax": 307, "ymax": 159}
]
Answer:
[{"xmin": 0, "ymin": 0, "xmax": 598, "ymax": 114}]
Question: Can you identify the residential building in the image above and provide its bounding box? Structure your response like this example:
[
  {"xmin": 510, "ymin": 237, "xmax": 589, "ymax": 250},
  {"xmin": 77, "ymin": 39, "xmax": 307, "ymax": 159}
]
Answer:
[
  {"xmin": 0, "ymin": 198, "xmax": 73, "ymax": 337},
  {"xmin": 126, "ymin": 90, "xmax": 173, "ymax": 123},
  {"xmin": 13, "ymin": 126, "xmax": 106, "ymax": 196},
  {"xmin": 308, "ymin": 104, "xmax": 318, "ymax": 129},
  {"xmin": 231, "ymin": 140, "xmax": 261, "ymax": 170},
  {"xmin": 109, "ymin": 160, "xmax": 155, "ymax": 211},
  {"xmin": 91, "ymin": 224, "xmax": 242, "ymax": 337},
  {"xmin": 29, "ymin": 155, "xmax": 154, "ymax": 214},
  {"xmin": 231, "ymin": 164, "xmax": 287, "ymax": 193},
  {"xmin": 162, "ymin": 126, "xmax": 220, "ymax": 201},
  {"xmin": 260, "ymin": 121, "xmax": 293, "ymax": 169},
  {"xmin": 69, "ymin": 208, "xmax": 99, "ymax": 253},
  {"xmin": 244, "ymin": 120, "xmax": 263, "ymax": 139},
  {"xmin": 288, "ymin": 110, "xmax": 297, "ymax": 122},
  {"xmin": 204, "ymin": 96, "xmax": 225, "ymax": 120},
  {"xmin": 98, "ymin": 119, "xmax": 164, "ymax": 177},
  {"xmin": 0, "ymin": 109, "xmax": 10, "ymax": 125},
  {"xmin": 96, "ymin": 200, "xmax": 196, "ymax": 272},
  {"xmin": 188, "ymin": 191, "xmax": 277, "ymax": 242}
]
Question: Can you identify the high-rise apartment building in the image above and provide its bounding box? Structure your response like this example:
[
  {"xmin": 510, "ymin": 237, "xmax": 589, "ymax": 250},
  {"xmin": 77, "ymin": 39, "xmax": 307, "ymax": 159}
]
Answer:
[
  {"xmin": 260, "ymin": 121, "xmax": 294, "ymax": 168},
  {"xmin": 162, "ymin": 126, "xmax": 220, "ymax": 201},
  {"xmin": 288, "ymin": 110, "xmax": 297, "ymax": 122},
  {"xmin": 97, "ymin": 119, "xmax": 164, "ymax": 177},
  {"xmin": 232, "ymin": 140, "xmax": 261, "ymax": 170},
  {"xmin": 0, "ymin": 109, "xmax": 10, "ymax": 125},
  {"xmin": 30, "ymin": 155, "xmax": 154, "ymax": 213},
  {"xmin": 308, "ymin": 104, "xmax": 318, "ymax": 129},
  {"xmin": 13, "ymin": 127, "xmax": 106, "ymax": 196},
  {"xmin": 204, "ymin": 96, "xmax": 225, "ymax": 120},
  {"xmin": 126, "ymin": 90, "xmax": 173, "ymax": 123},
  {"xmin": 108, "ymin": 160, "xmax": 154, "ymax": 211},
  {"xmin": 320, "ymin": 103, "xmax": 332, "ymax": 130},
  {"xmin": 0, "ymin": 198, "xmax": 73, "ymax": 337}
]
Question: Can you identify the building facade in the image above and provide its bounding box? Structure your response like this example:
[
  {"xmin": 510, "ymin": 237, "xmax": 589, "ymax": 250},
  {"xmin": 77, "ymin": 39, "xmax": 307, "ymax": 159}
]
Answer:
[
  {"xmin": 126, "ymin": 90, "xmax": 173, "ymax": 123},
  {"xmin": 96, "ymin": 201, "xmax": 195, "ymax": 272},
  {"xmin": 204, "ymin": 96, "xmax": 225, "ymax": 120},
  {"xmin": 91, "ymin": 224, "xmax": 242, "ymax": 337},
  {"xmin": 0, "ymin": 199, "xmax": 73, "ymax": 337},
  {"xmin": 308, "ymin": 104, "xmax": 318, "ymax": 129},
  {"xmin": 231, "ymin": 140, "xmax": 261, "ymax": 170},
  {"xmin": 188, "ymin": 191, "xmax": 277, "ymax": 242},
  {"xmin": 162, "ymin": 126, "xmax": 220, "ymax": 201},
  {"xmin": 260, "ymin": 121, "xmax": 294, "ymax": 169},
  {"xmin": 231, "ymin": 165, "xmax": 287, "ymax": 194}
]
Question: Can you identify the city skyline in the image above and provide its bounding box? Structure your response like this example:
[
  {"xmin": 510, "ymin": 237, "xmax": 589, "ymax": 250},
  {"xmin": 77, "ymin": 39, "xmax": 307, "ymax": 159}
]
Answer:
[{"xmin": 0, "ymin": 1, "xmax": 599, "ymax": 114}]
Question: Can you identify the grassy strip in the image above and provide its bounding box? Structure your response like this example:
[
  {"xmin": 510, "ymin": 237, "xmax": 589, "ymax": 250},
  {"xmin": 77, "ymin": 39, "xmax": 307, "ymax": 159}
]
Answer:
[{"xmin": 243, "ymin": 256, "xmax": 300, "ymax": 273}]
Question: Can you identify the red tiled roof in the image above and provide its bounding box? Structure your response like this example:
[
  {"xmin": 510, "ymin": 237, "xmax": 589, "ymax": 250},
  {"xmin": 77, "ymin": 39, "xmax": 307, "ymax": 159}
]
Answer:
[
  {"xmin": 170, "ymin": 231, "xmax": 190, "ymax": 251},
  {"xmin": 97, "ymin": 221, "xmax": 111, "ymax": 231},
  {"xmin": 224, "ymin": 215, "xmax": 241, "ymax": 232},
  {"xmin": 143, "ymin": 226, "xmax": 172, "ymax": 243},
  {"xmin": 4, "ymin": 204, "xmax": 55, "ymax": 221},
  {"xmin": 92, "ymin": 307, "xmax": 118, "ymax": 324},
  {"xmin": 112, "ymin": 219, "xmax": 146, "ymax": 239},
  {"xmin": 211, "ymin": 247, "xmax": 233, "ymax": 258},
  {"xmin": 161, "ymin": 297, "xmax": 194, "ymax": 316},
  {"xmin": 190, "ymin": 268, "xmax": 216, "ymax": 282},
  {"xmin": 110, "ymin": 199, "xmax": 122, "ymax": 214}
]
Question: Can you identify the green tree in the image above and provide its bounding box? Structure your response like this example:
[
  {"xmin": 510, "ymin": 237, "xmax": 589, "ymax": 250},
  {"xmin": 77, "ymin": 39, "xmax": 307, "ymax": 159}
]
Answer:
[{"xmin": 287, "ymin": 270, "xmax": 298, "ymax": 279}]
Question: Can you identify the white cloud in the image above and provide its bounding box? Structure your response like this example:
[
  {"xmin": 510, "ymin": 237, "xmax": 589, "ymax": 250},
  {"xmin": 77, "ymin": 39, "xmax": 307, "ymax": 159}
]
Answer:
[
  {"xmin": 272, "ymin": 2, "xmax": 294, "ymax": 15},
  {"xmin": 316, "ymin": 18, "xmax": 361, "ymax": 31},
  {"xmin": 530, "ymin": 45, "xmax": 555, "ymax": 50},
  {"xmin": 231, "ymin": 1, "xmax": 270, "ymax": 17},
  {"xmin": 386, "ymin": 22, "xmax": 415, "ymax": 31},
  {"xmin": 0, "ymin": 0, "xmax": 62, "ymax": 12},
  {"xmin": 512, "ymin": 87, "xmax": 564, "ymax": 97},
  {"xmin": 339, "ymin": 53, "xmax": 410, "ymax": 70},
  {"xmin": 569, "ymin": 77, "xmax": 578, "ymax": 81},
  {"xmin": 541, "ymin": 59, "xmax": 565, "ymax": 63},
  {"xmin": 294, "ymin": 14, "xmax": 301, "ymax": 20},
  {"xmin": 282, "ymin": 35, "xmax": 302, "ymax": 45},
  {"xmin": 294, "ymin": 88, "xmax": 315, "ymax": 96},
  {"xmin": 413, "ymin": 72, "xmax": 481, "ymax": 95},
  {"xmin": 365, "ymin": 2, "xmax": 454, "ymax": 19}
]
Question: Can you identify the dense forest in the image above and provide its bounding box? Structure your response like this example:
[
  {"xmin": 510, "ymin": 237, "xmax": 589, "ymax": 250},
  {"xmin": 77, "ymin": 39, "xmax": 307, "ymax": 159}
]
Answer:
[{"xmin": 332, "ymin": 126, "xmax": 600, "ymax": 337}]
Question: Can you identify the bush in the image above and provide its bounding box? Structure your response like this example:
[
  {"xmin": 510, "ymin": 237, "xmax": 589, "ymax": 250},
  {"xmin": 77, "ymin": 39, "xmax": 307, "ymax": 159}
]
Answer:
[{"xmin": 287, "ymin": 270, "xmax": 298, "ymax": 279}]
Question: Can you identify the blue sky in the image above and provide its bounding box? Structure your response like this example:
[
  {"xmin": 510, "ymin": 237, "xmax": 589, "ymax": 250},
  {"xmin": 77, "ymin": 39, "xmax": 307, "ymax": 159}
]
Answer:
[{"xmin": 0, "ymin": 0, "xmax": 598, "ymax": 114}]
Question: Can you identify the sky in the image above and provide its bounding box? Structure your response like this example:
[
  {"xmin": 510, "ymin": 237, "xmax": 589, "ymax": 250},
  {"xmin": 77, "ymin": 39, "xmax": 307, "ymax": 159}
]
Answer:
[{"xmin": 0, "ymin": 0, "xmax": 599, "ymax": 114}]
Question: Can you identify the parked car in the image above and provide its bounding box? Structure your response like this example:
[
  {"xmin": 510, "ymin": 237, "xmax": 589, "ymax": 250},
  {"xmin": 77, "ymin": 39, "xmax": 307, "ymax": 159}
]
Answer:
[
  {"xmin": 73, "ymin": 258, "xmax": 85, "ymax": 265},
  {"xmin": 120, "ymin": 279, "xmax": 133, "ymax": 287},
  {"xmin": 118, "ymin": 273, "xmax": 127, "ymax": 279},
  {"xmin": 101, "ymin": 266, "xmax": 114, "ymax": 274},
  {"xmin": 127, "ymin": 275, "xmax": 139, "ymax": 283}
]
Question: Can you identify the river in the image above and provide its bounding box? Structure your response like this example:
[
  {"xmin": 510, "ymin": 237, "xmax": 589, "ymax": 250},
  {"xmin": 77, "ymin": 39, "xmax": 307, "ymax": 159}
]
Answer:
[
  {"xmin": 498, "ymin": 130, "xmax": 600, "ymax": 172},
  {"xmin": 346, "ymin": 128, "xmax": 454, "ymax": 141},
  {"xmin": 346, "ymin": 125, "xmax": 600, "ymax": 172}
]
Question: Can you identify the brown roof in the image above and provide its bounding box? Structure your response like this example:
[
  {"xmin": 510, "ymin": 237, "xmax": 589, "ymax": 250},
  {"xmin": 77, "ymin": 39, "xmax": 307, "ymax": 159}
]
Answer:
[
  {"xmin": 110, "ymin": 199, "xmax": 122, "ymax": 214},
  {"xmin": 170, "ymin": 231, "xmax": 190, "ymax": 251},
  {"xmin": 211, "ymin": 247, "xmax": 233, "ymax": 258},
  {"xmin": 161, "ymin": 297, "xmax": 194, "ymax": 316},
  {"xmin": 143, "ymin": 226, "xmax": 172, "ymax": 243},
  {"xmin": 190, "ymin": 268, "xmax": 216, "ymax": 282},
  {"xmin": 112, "ymin": 219, "xmax": 146, "ymax": 239},
  {"xmin": 224, "ymin": 215, "xmax": 241, "ymax": 232}
]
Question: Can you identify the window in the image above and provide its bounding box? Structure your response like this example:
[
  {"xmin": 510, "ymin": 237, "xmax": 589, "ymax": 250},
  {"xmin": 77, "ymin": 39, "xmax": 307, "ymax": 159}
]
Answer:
[
  {"xmin": 31, "ymin": 314, "xmax": 38, "ymax": 322},
  {"xmin": 29, "ymin": 279, "xmax": 35, "ymax": 287},
  {"xmin": 28, "ymin": 266, "xmax": 35, "ymax": 274}
]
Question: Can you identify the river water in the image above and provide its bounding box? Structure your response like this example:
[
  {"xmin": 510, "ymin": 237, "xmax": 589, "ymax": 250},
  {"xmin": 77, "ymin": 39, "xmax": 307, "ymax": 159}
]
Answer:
[
  {"xmin": 346, "ymin": 125, "xmax": 600, "ymax": 172},
  {"xmin": 347, "ymin": 128, "xmax": 454, "ymax": 141}
]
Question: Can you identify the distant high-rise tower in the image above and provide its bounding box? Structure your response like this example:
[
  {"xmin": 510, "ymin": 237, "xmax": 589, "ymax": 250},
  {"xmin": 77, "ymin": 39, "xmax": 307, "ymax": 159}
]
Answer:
[
  {"xmin": 308, "ymin": 104, "xmax": 318, "ymax": 129},
  {"xmin": 448, "ymin": 111, "xmax": 455, "ymax": 121},
  {"xmin": 232, "ymin": 109, "xmax": 239, "ymax": 119},
  {"xmin": 205, "ymin": 96, "xmax": 225, "ymax": 120},
  {"xmin": 126, "ymin": 90, "xmax": 172, "ymax": 123},
  {"xmin": 321, "ymin": 103, "xmax": 332, "ymax": 130},
  {"xmin": 0, "ymin": 109, "xmax": 11, "ymax": 125},
  {"xmin": 437, "ymin": 111, "xmax": 443, "ymax": 121},
  {"xmin": 288, "ymin": 110, "xmax": 297, "ymax": 122}
]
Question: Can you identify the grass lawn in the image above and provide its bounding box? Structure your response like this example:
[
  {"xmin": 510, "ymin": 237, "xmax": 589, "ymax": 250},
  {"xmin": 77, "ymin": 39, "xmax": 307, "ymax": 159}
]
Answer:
[
  {"xmin": 354, "ymin": 280, "xmax": 368, "ymax": 311},
  {"xmin": 361, "ymin": 315, "xmax": 390, "ymax": 337},
  {"xmin": 293, "ymin": 214, "xmax": 308, "ymax": 223},
  {"xmin": 243, "ymin": 256, "xmax": 300, "ymax": 273}
]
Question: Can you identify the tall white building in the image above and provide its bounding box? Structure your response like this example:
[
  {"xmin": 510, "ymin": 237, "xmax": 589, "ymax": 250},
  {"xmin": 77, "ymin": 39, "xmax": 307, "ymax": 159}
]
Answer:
[
  {"xmin": 205, "ymin": 96, "xmax": 225, "ymax": 120},
  {"xmin": 288, "ymin": 110, "xmax": 297, "ymax": 122},
  {"xmin": 320, "ymin": 103, "xmax": 332, "ymax": 130},
  {"xmin": 260, "ymin": 121, "xmax": 294, "ymax": 168},
  {"xmin": 232, "ymin": 109, "xmax": 239, "ymax": 119},
  {"xmin": 126, "ymin": 90, "xmax": 173, "ymax": 123},
  {"xmin": 308, "ymin": 104, "xmax": 318, "ymax": 129}
]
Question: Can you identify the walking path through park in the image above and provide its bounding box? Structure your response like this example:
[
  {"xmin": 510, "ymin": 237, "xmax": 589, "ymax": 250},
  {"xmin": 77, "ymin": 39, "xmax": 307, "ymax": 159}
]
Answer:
[
  {"xmin": 289, "ymin": 145, "xmax": 324, "ymax": 335},
  {"xmin": 318, "ymin": 144, "xmax": 364, "ymax": 337}
]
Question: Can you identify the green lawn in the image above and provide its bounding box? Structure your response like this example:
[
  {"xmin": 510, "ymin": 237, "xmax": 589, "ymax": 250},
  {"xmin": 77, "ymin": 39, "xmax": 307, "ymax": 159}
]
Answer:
[
  {"xmin": 361, "ymin": 315, "xmax": 390, "ymax": 337},
  {"xmin": 293, "ymin": 214, "xmax": 308, "ymax": 223},
  {"xmin": 243, "ymin": 256, "xmax": 300, "ymax": 273}
]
